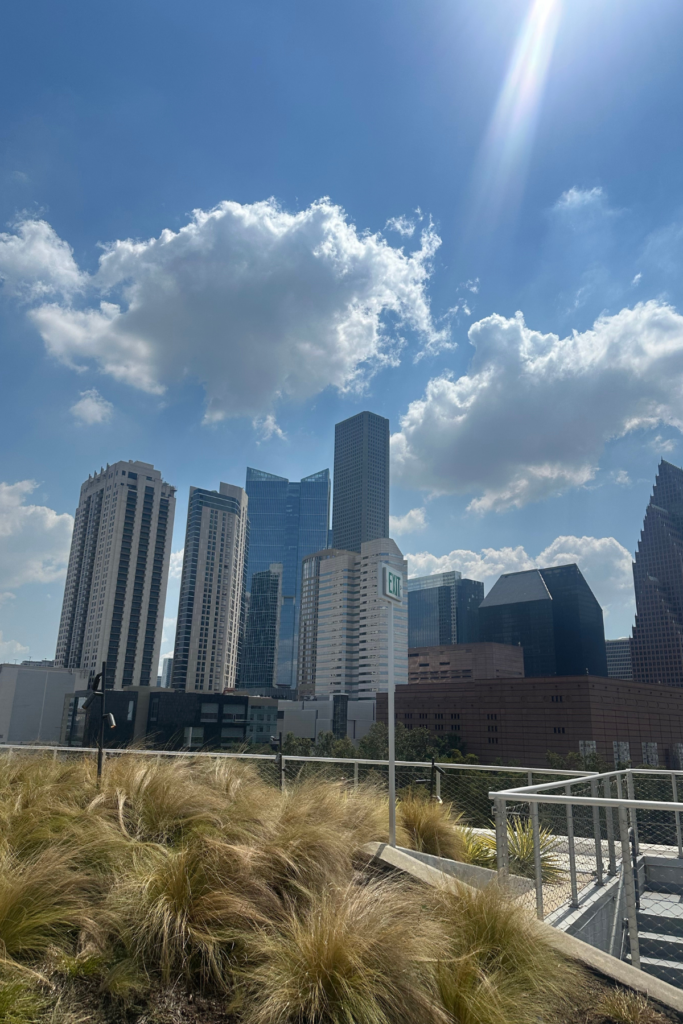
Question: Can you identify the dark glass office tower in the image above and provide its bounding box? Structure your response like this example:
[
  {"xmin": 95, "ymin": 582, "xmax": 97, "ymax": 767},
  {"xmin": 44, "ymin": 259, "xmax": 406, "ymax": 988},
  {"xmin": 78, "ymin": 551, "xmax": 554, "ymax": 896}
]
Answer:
[
  {"xmin": 244, "ymin": 467, "xmax": 330, "ymax": 688},
  {"xmin": 632, "ymin": 460, "xmax": 683, "ymax": 686},
  {"xmin": 240, "ymin": 564, "xmax": 282, "ymax": 690},
  {"xmin": 478, "ymin": 564, "xmax": 607, "ymax": 678},
  {"xmin": 332, "ymin": 411, "xmax": 389, "ymax": 552},
  {"xmin": 407, "ymin": 572, "xmax": 484, "ymax": 648}
]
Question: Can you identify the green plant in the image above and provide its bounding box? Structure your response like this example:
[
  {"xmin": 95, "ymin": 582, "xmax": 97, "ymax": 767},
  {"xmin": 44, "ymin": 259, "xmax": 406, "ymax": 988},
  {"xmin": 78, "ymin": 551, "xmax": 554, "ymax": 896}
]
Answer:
[
  {"xmin": 470, "ymin": 816, "xmax": 564, "ymax": 882},
  {"xmin": 434, "ymin": 881, "xmax": 578, "ymax": 1024},
  {"xmin": 597, "ymin": 988, "xmax": 668, "ymax": 1024},
  {"xmin": 0, "ymin": 976, "xmax": 46, "ymax": 1024},
  {"xmin": 237, "ymin": 879, "xmax": 447, "ymax": 1024}
]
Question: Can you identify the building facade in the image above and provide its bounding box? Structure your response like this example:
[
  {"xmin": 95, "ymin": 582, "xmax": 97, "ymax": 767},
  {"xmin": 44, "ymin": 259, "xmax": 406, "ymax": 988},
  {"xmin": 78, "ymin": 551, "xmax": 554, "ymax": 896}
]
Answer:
[
  {"xmin": 407, "ymin": 642, "xmax": 524, "ymax": 683},
  {"xmin": 407, "ymin": 571, "xmax": 483, "ymax": 647},
  {"xmin": 297, "ymin": 548, "xmax": 354, "ymax": 697},
  {"xmin": 332, "ymin": 411, "xmax": 389, "ymax": 553},
  {"xmin": 277, "ymin": 694, "xmax": 376, "ymax": 745},
  {"xmin": 632, "ymin": 460, "xmax": 683, "ymax": 687},
  {"xmin": 240, "ymin": 563, "xmax": 283, "ymax": 691},
  {"xmin": 55, "ymin": 460, "xmax": 176, "ymax": 688},
  {"xmin": 606, "ymin": 638, "xmax": 633, "ymax": 680},
  {"xmin": 377, "ymin": 676, "xmax": 683, "ymax": 768},
  {"xmin": 0, "ymin": 663, "xmax": 87, "ymax": 745},
  {"xmin": 478, "ymin": 564, "xmax": 607, "ymax": 678},
  {"xmin": 171, "ymin": 483, "xmax": 249, "ymax": 693},
  {"xmin": 313, "ymin": 538, "xmax": 408, "ymax": 699},
  {"xmin": 245, "ymin": 467, "xmax": 330, "ymax": 689}
]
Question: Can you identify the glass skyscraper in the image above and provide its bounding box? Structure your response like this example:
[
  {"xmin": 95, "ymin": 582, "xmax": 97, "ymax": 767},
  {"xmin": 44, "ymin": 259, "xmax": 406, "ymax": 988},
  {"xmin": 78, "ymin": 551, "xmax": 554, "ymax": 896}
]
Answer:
[
  {"xmin": 332, "ymin": 411, "xmax": 389, "ymax": 553},
  {"xmin": 407, "ymin": 571, "xmax": 484, "ymax": 648},
  {"xmin": 244, "ymin": 467, "xmax": 331, "ymax": 689},
  {"xmin": 240, "ymin": 563, "xmax": 282, "ymax": 690}
]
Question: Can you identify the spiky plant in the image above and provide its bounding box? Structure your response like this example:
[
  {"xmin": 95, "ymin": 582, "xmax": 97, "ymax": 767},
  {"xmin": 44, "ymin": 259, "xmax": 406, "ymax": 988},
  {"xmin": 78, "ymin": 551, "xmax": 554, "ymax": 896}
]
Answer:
[
  {"xmin": 468, "ymin": 816, "xmax": 564, "ymax": 882},
  {"xmin": 237, "ymin": 879, "xmax": 448, "ymax": 1024},
  {"xmin": 398, "ymin": 791, "xmax": 469, "ymax": 862},
  {"xmin": 597, "ymin": 988, "xmax": 669, "ymax": 1024},
  {"xmin": 433, "ymin": 881, "xmax": 579, "ymax": 1024}
]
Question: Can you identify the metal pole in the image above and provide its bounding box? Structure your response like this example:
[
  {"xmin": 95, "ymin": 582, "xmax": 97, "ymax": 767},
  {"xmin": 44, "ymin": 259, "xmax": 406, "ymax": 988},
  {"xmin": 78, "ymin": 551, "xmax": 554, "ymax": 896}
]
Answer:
[
  {"xmin": 626, "ymin": 771, "xmax": 639, "ymax": 855},
  {"xmin": 353, "ymin": 760, "xmax": 359, "ymax": 791},
  {"xmin": 531, "ymin": 798, "xmax": 544, "ymax": 920},
  {"xmin": 494, "ymin": 797, "xmax": 509, "ymax": 878},
  {"xmin": 97, "ymin": 660, "xmax": 106, "ymax": 783},
  {"xmin": 604, "ymin": 776, "xmax": 617, "ymax": 876},
  {"xmin": 591, "ymin": 778, "xmax": 604, "ymax": 886},
  {"xmin": 435, "ymin": 766, "xmax": 441, "ymax": 803},
  {"xmin": 388, "ymin": 601, "xmax": 396, "ymax": 847},
  {"xmin": 672, "ymin": 772, "xmax": 683, "ymax": 859},
  {"xmin": 618, "ymin": 804, "xmax": 641, "ymax": 969},
  {"xmin": 565, "ymin": 784, "xmax": 579, "ymax": 907}
]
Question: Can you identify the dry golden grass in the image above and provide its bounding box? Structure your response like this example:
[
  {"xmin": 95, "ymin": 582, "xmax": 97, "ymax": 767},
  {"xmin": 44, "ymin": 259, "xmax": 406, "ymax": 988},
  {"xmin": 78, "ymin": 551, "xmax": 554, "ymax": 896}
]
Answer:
[
  {"xmin": 596, "ymin": 988, "xmax": 670, "ymax": 1024},
  {"xmin": 0, "ymin": 751, "xmax": 593, "ymax": 1024}
]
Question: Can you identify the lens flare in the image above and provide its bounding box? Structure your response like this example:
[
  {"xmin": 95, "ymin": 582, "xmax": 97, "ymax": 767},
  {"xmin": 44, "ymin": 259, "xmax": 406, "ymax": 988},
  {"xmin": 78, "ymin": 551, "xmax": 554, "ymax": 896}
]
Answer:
[{"xmin": 466, "ymin": 0, "xmax": 562, "ymax": 240}]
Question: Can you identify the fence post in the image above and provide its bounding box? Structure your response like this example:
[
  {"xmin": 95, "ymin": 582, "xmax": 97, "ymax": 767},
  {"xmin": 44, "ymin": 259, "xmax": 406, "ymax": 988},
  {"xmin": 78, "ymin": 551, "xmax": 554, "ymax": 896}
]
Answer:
[
  {"xmin": 672, "ymin": 772, "xmax": 683, "ymax": 859},
  {"xmin": 604, "ymin": 776, "xmax": 617, "ymax": 876},
  {"xmin": 530, "ymin": 798, "xmax": 544, "ymax": 920},
  {"xmin": 591, "ymin": 778, "xmax": 604, "ymax": 886},
  {"xmin": 494, "ymin": 798, "xmax": 509, "ymax": 879},
  {"xmin": 626, "ymin": 771, "xmax": 639, "ymax": 855},
  {"xmin": 618, "ymin": 804, "xmax": 641, "ymax": 970},
  {"xmin": 353, "ymin": 760, "xmax": 359, "ymax": 791},
  {"xmin": 280, "ymin": 753, "xmax": 286, "ymax": 792},
  {"xmin": 565, "ymin": 784, "xmax": 579, "ymax": 908},
  {"xmin": 435, "ymin": 767, "xmax": 441, "ymax": 803}
]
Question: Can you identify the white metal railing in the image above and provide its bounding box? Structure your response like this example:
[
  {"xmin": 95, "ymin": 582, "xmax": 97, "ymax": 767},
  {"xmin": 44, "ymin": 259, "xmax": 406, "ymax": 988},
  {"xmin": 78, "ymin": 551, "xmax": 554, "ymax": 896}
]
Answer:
[{"xmin": 489, "ymin": 767, "xmax": 683, "ymax": 984}]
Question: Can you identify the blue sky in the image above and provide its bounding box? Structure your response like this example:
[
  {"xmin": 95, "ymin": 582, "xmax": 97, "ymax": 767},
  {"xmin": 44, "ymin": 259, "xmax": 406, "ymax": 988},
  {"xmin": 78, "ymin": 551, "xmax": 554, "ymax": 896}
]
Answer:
[{"xmin": 2, "ymin": 0, "xmax": 683, "ymax": 662}]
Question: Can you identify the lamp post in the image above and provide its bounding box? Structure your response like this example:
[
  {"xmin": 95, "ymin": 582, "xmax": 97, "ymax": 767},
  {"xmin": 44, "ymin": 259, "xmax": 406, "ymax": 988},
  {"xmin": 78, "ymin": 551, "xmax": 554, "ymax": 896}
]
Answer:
[
  {"xmin": 378, "ymin": 562, "xmax": 403, "ymax": 847},
  {"xmin": 80, "ymin": 660, "xmax": 115, "ymax": 782}
]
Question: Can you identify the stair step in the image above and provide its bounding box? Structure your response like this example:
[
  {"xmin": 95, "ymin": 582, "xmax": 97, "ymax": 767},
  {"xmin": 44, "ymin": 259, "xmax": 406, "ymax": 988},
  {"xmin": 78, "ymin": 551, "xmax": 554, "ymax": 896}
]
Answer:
[
  {"xmin": 638, "ymin": 933, "xmax": 683, "ymax": 961},
  {"xmin": 637, "ymin": 912, "xmax": 683, "ymax": 936},
  {"xmin": 626, "ymin": 956, "xmax": 683, "ymax": 988}
]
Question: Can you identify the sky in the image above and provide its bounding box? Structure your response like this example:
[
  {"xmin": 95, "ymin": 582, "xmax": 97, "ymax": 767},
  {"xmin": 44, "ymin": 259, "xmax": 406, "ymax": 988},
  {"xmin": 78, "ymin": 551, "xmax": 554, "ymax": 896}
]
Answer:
[{"xmin": 2, "ymin": 0, "xmax": 683, "ymax": 664}]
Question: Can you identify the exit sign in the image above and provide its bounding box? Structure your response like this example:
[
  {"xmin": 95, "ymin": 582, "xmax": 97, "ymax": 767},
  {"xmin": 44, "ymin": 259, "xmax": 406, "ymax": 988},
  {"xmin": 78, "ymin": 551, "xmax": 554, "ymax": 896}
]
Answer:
[{"xmin": 381, "ymin": 564, "xmax": 403, "ymax": 603}]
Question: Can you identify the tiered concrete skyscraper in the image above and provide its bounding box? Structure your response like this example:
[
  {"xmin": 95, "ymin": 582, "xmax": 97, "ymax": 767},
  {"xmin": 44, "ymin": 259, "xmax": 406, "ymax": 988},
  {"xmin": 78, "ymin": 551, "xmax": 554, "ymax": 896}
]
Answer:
[
  {"xmin": 332, "ymin": 411, "xmax": 389, "ymax": 553},
  {"xmin": 55, "ymin": 460, "xmax": 176, "ymax": 688},
  {"xmin": 632, "ymin": 460, "xmax": 683, "ymax": 687},
  {"xmin": 172, "ymin": 483, "xmax": 249, "ymax": 692}
]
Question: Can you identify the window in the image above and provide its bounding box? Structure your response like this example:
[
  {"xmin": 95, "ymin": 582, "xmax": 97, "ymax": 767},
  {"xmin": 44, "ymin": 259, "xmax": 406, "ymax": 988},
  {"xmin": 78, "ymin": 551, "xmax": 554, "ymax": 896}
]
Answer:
[
  {"xmin": 200, "ymin": 702, "xmax": 219, "ymax": 722},
  {"xmin": 149, "ymin": 696, "xmax": 160, "ymax": 723},
  {"xmin": 434, "ymin": 713, "xmax": 443, "ymax": 719},
  {"xmin": 183, "ymin": 726, "xmax": 204, "ymax": 748},
  {"xmin": 488, "ymin": 737, "xmax": 498, "ymax": 745},
  {"xmin": 553, "ymin": 727, "xmax": 565, "ymax": 734},
  {"xmin": 488, "ymin": 725, "xmax": 498, "ymax": 733},
  {"xmin": 487, "ymin": 713, "xmax": 497, "ymax": 720},
  {"xmin": 579, "ymin": 740, "xmax": 596, "ymax": 757},
  {"xmin": 419, "ymin": 713, "xmax": 427, "ymax": 719},
  {"xmin": 450, "ymin": 713, "xmax": 460, "ymax": 720},
  {"xmin": 551, "ymin": 695, "xmax": 563, "ymax": 703},
  {"xmin": 127, "ymin": 700, "xmax": 134, "ymax": 722}
]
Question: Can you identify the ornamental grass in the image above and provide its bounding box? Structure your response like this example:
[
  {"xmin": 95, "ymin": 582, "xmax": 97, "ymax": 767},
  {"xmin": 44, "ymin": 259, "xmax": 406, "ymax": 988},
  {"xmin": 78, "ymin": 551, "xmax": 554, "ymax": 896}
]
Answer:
[{"xmin": 0, "ymin": 751, "xmax": 588, "ymax": 1024}]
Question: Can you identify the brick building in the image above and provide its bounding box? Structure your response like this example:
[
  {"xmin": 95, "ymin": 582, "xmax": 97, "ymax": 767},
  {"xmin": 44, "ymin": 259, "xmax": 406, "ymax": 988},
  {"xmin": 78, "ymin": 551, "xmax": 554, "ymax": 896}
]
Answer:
[
  {"xmin": 377, "ymin": 676, "xmax": 683, "ymax": 768},
  {"xmin": 408, "ymin": 642, "xmax": 524, "ymax": 683}
]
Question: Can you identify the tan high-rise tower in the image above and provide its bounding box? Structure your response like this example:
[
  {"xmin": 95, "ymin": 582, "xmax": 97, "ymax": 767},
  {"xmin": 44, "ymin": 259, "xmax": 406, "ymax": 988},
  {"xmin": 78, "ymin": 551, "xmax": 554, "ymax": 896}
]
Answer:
[{"xmin": 55, "ymin": 460, "xmax": 176, "ymax": 688}]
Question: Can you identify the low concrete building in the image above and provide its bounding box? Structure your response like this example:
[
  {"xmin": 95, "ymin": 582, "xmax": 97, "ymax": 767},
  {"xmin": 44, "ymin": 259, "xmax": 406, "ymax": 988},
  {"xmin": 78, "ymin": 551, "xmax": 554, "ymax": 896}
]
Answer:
[
  {"xmin": 277, "ymin": 694, "xmax": 375, "ymax": 745},
  {"xmin": 0, "ymin": 663, "xmax": 88, "ymax": 745},
  {"xmin": 408, "ymin": 642, "xmax": 524, "ymax": 683},
  {"xmin": 377, "ymin": 675, "xmax": 683, "ymax": 768}
]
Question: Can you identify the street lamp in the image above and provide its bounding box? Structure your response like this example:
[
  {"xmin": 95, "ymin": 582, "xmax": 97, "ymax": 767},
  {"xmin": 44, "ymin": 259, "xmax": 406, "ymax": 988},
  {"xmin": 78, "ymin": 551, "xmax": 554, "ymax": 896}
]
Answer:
[{"xmin": 79, "ymin": 660, "xmax": 116, "ymax": 782}]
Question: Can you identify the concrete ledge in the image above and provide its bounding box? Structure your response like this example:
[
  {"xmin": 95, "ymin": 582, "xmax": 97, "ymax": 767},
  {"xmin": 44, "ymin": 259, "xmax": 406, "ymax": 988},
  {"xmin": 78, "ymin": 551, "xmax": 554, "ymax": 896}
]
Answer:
[{"xmin": 359, "ymin": 842, "xmax": 683, "ymax": 1017}]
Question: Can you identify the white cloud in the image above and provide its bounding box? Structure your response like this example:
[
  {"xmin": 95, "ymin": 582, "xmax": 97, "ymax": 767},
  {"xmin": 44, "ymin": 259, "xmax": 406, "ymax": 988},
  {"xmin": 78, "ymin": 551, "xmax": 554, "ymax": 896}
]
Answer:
[
  {"xmin": 0, "ymin": 592, "xmax": 15, "ymax": 606},
  {"xmin": 70, "ymin": 388, "xmax": 113, "ymax": 425},
  {"xmin": 169, "ymin": 550, "xmax": 184, "ymax": 579},
  {"xmin": 650, "ymin": 435, "xmax": 676, "ymax": 454},
  {"xmin": 1, "ymin": 200, "xmax": 446, "ymax": 423},
  {"xmin": 632, "ymin": 272, "xmax": 642, "ymax": 286},
  {"xmin": 555, "ymin": 186, "xmax": 604, "ymax": 210},
  {"xmin": 0, "ymin": 219, "xmax": 85, "ymax": 300},
  {"xmin": 392, "ymin": 301, "xmax": 683, "ymax": 512},
  {"xmin": 389, "ymin": 507, "xmax": 427, "ymax": 536},
  {"xmin": 0, "ymin": 481, "xmax": 73, "ymax": 588},
  {"xmin": 406, "ymin": 534, "xmax": 634, "ymax": 625},
  {"xmin": 253, "ymin": 414, "xmax": 287, "ymax": 442},
  {"xmin": 612, "ymin": 469, "xmax": 631, "ymax": 486},
  {"xmin": 385, "ymin": 215, "xmax": 416, "ymax": 237},
  {"xmin": 0, "ymin": 632, "xmax": 29, "ymax": 661}
]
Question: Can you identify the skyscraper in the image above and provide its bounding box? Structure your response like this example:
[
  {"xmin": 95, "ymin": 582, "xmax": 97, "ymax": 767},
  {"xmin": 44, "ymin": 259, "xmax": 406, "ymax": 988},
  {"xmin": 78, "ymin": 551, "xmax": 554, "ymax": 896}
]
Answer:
[
  {"xmin": 478, "ymin": 564, "xmax": 607, "ymax": 678},
  {"xmin": 332, "ymin": 411, "xmax": 389, "ymax": 553},
  {"xmin": 313, "ymin": 538, "xmax": 408, "ymax": 699},
  {"xmin": 239, "ymin": 563, "xmax": 283, "ymax": 691},
  {"xmin": 632, "ymin": 460, "xmax": 683, "ymax": 687},
  {"xmin": 171, "ymin": 483, "xmax": 248, "ymax": 693},
  {"xmin": 407, "ymin": 571, "xmax": 484, "ymax": 648},
  {"xmin": 605, "ymin": 638, "xmax": 633, "ymax": 680},
  {"xmin": 244, "ymin": 467, "xmax": 330, "ymax": 688},
  {"xmin": 297, "ymin": 548, "xmax": 353, "ymax": 697},
  {"xmin": 55, "ymin": 460, "xmax": 175, "ymax": 688}
]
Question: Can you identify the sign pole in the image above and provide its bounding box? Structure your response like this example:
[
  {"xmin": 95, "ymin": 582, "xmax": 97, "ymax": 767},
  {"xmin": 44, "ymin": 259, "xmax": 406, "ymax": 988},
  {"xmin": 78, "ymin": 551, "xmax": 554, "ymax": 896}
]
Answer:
[{"xmin": 387, "ymin": 599, "xmax": 396, "ymax": 847}]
